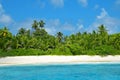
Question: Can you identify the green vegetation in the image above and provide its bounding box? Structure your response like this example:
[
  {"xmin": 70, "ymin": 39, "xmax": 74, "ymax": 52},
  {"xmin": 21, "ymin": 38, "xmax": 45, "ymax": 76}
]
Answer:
[{"xmin": 0, "ymin": 20, "xmax": 120, "ymax": 57}]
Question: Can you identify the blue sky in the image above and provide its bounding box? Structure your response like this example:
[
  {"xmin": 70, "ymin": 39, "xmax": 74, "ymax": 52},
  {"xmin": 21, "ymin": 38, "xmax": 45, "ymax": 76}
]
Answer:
[{"xmin": 0, "ymin": 0, "xmax": 120, "ymax": 35}]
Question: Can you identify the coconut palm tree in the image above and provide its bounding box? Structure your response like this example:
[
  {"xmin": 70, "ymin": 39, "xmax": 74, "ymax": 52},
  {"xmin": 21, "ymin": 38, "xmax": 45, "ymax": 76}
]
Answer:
[
  {"xmin": 98, "ymin": 24, "xmax": 108, "ymax": 35},
  {"xmin": 39, "ymin": 20, "xmax": 45, "ymax": 29},
  {"xmin": 98, "ymin": 24, "xmax": 108, "ymax": 45},
  {"xmin": 32, "ymin": 20, "xmax": 38, "ymax": 30},
  {"xmin": 18, "ymin": 28, "xmax": 26, "ymax": 35},
  {"xmin": 0, "ymin": 27, "xmax": 12, "ymax": 51},
  {"xmin": 57, "ymin": 32, "xmax": 63, "ymax": 43}
]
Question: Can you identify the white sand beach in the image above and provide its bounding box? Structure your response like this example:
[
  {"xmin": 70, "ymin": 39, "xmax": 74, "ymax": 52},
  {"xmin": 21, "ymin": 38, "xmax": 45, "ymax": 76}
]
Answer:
[{"xmin": 0, "ymin": 55, "xmax": 120, "ymax": 66}]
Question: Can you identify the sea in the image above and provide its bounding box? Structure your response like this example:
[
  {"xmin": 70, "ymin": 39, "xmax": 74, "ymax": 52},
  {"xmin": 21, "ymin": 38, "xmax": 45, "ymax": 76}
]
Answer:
[{"xmin": 0, "ymin": 63, "xmax": 120, "ymax": 80}]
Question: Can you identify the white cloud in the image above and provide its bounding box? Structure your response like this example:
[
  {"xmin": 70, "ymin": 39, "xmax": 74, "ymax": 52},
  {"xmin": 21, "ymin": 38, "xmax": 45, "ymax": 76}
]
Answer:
[
  {"xmin": 97, "ymin": 8, "xmax": 108, "ymax": 19},
  {"xmin": 77, "ymin": 24, "xmax": 84, "ymax": 30},
  {"xmin": 51, "ymin": 0, "xmax": 64, "ymax": 8},
  {"xmin": 17, "ymin": 20, "xmax": 33, "ymax": 30},
  {"xmin": 88, "ymin": 8, "xmax": 120, "ymax": 34},
  {"xmin": 45, "ymin": 19, "xmax": 85, "ymax": 35},
  {"xmin": 62, "ymin": 22, "xmax": 75, "ymax": 32},
  {"xmin": 45, "ymin": 27, "xmax": 56, "ymax": 35},
  {"xmin": 0, "ymin": 14, "xmax": 12, "ymax": 24},
  {"xmin": 115, "ymin": 0, "xmax": 120, "ymax": 5},
  {"xmin": 45, "ymin": 19, "xmax": 60, "ymax": 35},
  {"xmin": 0, "ymin": 3, "xmax": 12, "ymax": 24},
  {"xmin": 78, "ymin": 0, "xmax": 88, "ymax": 7}
]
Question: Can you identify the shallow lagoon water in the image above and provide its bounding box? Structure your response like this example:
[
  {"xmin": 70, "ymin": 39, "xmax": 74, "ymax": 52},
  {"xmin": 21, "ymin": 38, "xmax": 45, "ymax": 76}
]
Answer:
[{"xmin": 0, "ymin": 63, "xmax": 120, "ymax": 80}]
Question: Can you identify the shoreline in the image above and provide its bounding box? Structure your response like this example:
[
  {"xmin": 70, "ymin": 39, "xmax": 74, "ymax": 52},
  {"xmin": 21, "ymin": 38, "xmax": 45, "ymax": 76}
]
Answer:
[{"xmin": 0, "ymin": 55, "xmax": 120, "ymax": 66}]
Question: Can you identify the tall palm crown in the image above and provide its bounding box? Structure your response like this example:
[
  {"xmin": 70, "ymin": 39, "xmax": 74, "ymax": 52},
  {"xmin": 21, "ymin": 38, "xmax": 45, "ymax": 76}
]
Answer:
[
  {"xmin": 18, "ymin": 28, "xmax": 26, "ymax": 35},
  {"xmin": 57, "ymin": 32, "xmax": 63, "ymax": 43},
  {"xmin": 98, "ymin": 24, "xmax": 108, "ymax": 35},
  {"xmin": 39, "ymin": 20, "xmax": 45, "ymax": 29},
  {"xmin": 32, "ymin": 20, "xmax": 38, "ymax": 30}
]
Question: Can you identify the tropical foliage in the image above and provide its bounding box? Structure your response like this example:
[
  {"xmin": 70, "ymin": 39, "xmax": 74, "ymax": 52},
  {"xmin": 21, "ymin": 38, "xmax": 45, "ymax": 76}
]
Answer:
[{"xmin": 0, "ymin": 20, "xmax": 120, "ymax": 57}]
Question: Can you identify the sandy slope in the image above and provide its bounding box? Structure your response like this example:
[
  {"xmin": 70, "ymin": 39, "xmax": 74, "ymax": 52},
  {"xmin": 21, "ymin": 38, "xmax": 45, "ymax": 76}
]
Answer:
[{"xmin": 0, "ymin": 55, "xmax": 120, "ymax": 66}]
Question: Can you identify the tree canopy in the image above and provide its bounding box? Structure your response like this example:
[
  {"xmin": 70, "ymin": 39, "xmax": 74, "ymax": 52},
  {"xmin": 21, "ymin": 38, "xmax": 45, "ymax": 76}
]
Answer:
[{"xmin": 0, "ymin": 20, "xmax": 120, "ymax": 57}]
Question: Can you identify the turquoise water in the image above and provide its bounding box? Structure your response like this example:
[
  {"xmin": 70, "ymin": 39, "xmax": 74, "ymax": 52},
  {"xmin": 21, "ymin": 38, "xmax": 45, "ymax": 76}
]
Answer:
[{"xmin": 0, "ymin": 63, "xmax": 120, "ymax": 80}]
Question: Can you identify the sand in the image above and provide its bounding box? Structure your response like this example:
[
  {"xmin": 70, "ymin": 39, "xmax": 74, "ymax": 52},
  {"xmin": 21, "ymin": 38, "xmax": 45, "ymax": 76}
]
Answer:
[{"xmin": 0, "ymin": 55, "xmax": 120, "ymax": 66}]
